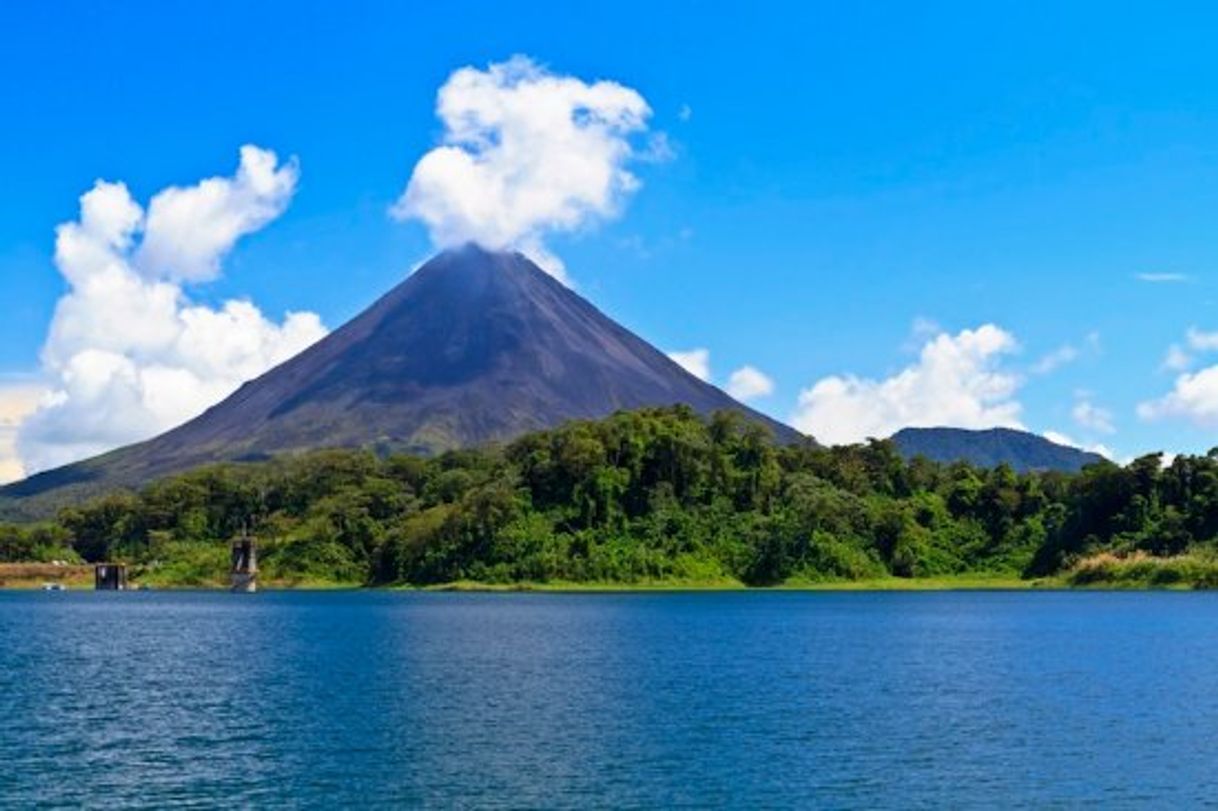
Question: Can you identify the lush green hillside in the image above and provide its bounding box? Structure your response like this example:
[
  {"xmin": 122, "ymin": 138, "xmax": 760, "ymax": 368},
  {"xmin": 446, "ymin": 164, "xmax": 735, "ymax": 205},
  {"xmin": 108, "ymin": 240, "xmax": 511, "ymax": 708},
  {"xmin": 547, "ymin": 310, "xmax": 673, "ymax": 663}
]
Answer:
[
  {"xmin": 891, "ymin": 426, "xmax": 1104, "ymax": 473},
  {"xmin": 2, "ymin": 406, "xmax": 1214, "ymax": 589}
]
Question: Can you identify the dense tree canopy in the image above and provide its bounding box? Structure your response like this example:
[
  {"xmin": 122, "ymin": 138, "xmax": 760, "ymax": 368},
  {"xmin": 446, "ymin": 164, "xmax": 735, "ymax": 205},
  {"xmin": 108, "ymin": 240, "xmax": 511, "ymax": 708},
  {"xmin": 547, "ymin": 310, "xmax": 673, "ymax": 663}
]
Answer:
[{"xmin": 3, "ymin": 407, "xmax": 1216, "ymax": 587}]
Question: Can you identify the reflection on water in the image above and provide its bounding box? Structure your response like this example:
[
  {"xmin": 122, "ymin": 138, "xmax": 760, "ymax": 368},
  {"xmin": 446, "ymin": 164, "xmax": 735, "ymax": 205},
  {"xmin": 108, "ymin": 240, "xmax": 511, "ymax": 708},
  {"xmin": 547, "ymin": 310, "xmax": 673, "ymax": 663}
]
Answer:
[{"xmin": 2, "ymin": 590, "xmax": 1217, "ymax": 807}]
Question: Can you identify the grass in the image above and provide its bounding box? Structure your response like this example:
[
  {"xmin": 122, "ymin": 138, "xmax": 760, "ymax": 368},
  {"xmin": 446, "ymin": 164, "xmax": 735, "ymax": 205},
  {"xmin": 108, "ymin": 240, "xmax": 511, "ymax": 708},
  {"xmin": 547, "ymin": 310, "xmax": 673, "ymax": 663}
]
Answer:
[
  {"xmin": 135, "ymin": 542, "xmax": 230, "ymax": 588},
  {"xmin": 116, "ymin": 539, "xmax": 365, "ymax": 590},
  {"xmin": 1068, "ymin": 551, "xmax": 1218, "ymax": 589},
  {"xmin": 0, "ymin": 563, "xmax": 93, "ymax": 590}
]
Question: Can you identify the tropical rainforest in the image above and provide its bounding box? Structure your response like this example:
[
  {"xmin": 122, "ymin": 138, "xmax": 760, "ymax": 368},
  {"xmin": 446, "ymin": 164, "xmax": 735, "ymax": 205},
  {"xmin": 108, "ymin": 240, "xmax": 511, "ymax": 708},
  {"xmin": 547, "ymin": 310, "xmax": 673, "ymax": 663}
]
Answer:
[{"xmin": 3, "ymin": 406, "xmax": 1217, "ymax": 588}]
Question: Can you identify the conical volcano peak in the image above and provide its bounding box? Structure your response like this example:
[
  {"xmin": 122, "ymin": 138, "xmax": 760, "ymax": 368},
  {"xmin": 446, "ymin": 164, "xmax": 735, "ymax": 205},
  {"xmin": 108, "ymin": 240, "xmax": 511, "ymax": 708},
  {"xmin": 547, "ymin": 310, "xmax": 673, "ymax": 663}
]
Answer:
[
  {"xmin": 2, "ymin": 246, "xmax": 804, "ymax": 510},
  {"xmin": 418, "ymin": 242, "xmax": 541, "ymax": 278},
  {"xmin": 399, "ymin": 244, "xmax": 565, "ymax": 312}
]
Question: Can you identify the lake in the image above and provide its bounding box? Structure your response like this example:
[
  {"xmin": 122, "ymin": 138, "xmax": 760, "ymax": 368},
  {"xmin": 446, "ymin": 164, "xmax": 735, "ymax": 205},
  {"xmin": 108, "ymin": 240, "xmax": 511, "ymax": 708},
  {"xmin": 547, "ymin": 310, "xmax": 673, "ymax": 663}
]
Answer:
[{"xmin": 2, "ymin": 590, "xmax": 1216, "ymax": 808}]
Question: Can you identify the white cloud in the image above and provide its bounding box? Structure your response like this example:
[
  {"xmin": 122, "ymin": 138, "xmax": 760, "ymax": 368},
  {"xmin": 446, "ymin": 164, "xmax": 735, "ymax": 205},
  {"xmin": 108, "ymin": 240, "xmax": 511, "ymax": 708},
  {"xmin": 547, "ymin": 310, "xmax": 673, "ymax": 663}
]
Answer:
[
  {"xmin": 391, "ymin": 55, "xmax": 658, "ymax": 280},
  {"xmin": 726, "ymin": 366, "xmax": 775, "ymax": 401},
  {"xmin": 639, "ymin": 132, "xmax": 676, "ymax": 163},
  {"xmin": 1136, "ymin": 272, "xmax": 1189, "ymax": 283},
  {"xmin": 1156, "ymin": 328, "xmax": 1218, "ymax": 373},
  {"xmin": 1042, "ymin": 430, "xmax": 1074, "ymax": 447},
  {"xmin": 1186, "ymin": 327, "xmax": 1218, "ymax": 352},
  {"xmin": 666, "ymin": 350, "xmax": 774, "ymax": 402},
  {"xmin": 678, "ymin": 104, "xmax": 692, "ymax": 122},
  {"xmin": 791, "ymin": 324, "xmax": 1023, "ymax": 446},
  {"xmin": 1031, "ymin": 344, "xmax": 1080, "ymax": 375},
  {"xmin": 668, "ymin": 348, "xmax": 710, "ymax": 382},
  {"xmin": 1072, "ymin": 400, "xmax": 1115, "ymax": 434},
  {"xmin": 1029, "ymin": 331, "xmax": 1100, "ymax": 376},
  {"xmin": 901, "ymin": 317, "xmax": 941, "ymax": 353},
  {"xmin": 1138, "ymin": 365, "xmax": 1218, "ymax": 427},
  {"xmin": 1043, "ymin": 430, "xmax": 1115, "ymax": 461},
  {"xmin": 15, "ymin": 146, "xmax": 327, "ymax": 475},
  {"xmin": 136, "ymin": 145, "xmax": 298, "ymax": 282},
  {"xmin": 0, "ymin": 385, "xmax": 47, "ymax": 484},
  {"xmin": 1162, "ymin": 344, "xmax": 1193, "ymax": 372},
  {"xmin": 1139, "ymin": 328, "xmax": 1218, "ymax": 426}
]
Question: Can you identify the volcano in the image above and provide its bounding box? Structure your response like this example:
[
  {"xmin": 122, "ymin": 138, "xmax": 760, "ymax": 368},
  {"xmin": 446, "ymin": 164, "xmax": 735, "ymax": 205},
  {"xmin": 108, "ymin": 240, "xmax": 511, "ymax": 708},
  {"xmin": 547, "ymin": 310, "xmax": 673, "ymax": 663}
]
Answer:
[{"xmin": 3, "ymin": 245, "xmax": 804, "ymax": 514}]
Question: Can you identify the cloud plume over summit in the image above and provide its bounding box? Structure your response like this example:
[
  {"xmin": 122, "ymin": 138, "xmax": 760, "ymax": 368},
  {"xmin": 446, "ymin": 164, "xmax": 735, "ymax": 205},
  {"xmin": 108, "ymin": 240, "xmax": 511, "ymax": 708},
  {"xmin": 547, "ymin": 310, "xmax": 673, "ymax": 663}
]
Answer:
[{"xmin": 392, "ymin": 56, "xmax": 659, "ymax": 278}]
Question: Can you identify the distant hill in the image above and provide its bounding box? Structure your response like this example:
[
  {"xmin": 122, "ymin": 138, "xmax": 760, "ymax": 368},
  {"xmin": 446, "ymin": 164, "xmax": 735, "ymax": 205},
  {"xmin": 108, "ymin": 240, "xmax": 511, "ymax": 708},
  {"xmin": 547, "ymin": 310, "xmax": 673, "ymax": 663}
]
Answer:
[
  {"xmin": 1, "ymin": 244, "xmax": 803, "ymax": 518},
  {"xmin": 890, "ymin": 427, "xmax": 1105, "ymax": 473}
]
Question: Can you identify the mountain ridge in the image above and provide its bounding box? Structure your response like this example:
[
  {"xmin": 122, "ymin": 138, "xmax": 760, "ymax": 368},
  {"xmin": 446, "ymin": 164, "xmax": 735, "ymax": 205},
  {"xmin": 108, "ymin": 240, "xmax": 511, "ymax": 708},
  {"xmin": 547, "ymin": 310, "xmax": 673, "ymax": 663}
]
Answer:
[{"xmin": 890, "ymin": 426, "xmax": 1105, "ymax": 473}]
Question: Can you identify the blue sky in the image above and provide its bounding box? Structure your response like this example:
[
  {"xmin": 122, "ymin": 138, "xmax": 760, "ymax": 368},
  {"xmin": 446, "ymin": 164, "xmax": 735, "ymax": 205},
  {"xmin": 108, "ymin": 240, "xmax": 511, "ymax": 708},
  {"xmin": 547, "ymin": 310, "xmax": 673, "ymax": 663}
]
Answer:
[{"xmin": 4, "ymin": 0, "xmax": 1218, "ymax": 477}]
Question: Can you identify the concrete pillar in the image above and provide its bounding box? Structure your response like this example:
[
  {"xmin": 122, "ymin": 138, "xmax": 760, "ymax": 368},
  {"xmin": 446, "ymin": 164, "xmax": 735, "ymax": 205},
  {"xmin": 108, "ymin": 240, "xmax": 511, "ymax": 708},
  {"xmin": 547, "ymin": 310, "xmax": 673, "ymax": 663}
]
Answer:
[{"xmin": 231, "ymin": 537, "xmax": 258, "ymax": 593}]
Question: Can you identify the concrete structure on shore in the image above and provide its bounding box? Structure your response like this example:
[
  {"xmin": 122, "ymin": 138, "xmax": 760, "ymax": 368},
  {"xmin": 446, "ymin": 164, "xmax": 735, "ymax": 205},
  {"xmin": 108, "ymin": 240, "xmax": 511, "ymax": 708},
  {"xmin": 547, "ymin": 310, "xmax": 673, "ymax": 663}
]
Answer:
[
  {"xmin": 94, "ymin": 563, "xmax": 127, "ymax": 591},
  {"xmin": 231, "ymin": 536, "xmax": 257, "ymax": 593}
]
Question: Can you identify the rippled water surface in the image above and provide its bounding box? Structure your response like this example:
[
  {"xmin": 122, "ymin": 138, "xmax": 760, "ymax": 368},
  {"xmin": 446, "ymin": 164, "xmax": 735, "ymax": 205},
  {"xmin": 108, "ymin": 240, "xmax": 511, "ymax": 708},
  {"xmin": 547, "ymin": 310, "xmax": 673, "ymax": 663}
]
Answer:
[{"xmin": 2, "ymin": 590, "xmax": 1217, "ymax": 808}]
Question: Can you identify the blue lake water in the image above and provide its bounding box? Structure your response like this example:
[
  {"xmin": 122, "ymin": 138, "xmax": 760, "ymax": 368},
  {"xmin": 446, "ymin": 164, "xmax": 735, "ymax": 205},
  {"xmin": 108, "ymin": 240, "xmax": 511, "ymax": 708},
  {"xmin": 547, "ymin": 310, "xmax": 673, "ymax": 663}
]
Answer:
[{"xmin": 2, "ymin": 590, "xmax": 1217, "ymax": 808}]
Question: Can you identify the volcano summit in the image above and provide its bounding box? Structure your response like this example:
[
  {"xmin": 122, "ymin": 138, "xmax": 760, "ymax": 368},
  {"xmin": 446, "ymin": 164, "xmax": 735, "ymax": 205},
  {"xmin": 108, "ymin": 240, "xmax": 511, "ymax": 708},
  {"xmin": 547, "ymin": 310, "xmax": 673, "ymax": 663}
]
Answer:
[{"xmin": 3, "ymin": 245, "xmax": 803, "ymax": 513}]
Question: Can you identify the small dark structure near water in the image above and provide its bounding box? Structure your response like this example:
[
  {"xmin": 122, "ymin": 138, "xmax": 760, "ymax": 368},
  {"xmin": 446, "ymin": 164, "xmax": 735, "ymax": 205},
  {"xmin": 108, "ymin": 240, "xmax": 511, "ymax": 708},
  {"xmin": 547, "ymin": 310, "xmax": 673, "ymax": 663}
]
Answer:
[
  {"xmin": 94, "ymin": 563, "xmax": 127, "ymax": 591},
  {"xmin": 231, "ymin": 535, "xmax": 258, "ymax": 593}
]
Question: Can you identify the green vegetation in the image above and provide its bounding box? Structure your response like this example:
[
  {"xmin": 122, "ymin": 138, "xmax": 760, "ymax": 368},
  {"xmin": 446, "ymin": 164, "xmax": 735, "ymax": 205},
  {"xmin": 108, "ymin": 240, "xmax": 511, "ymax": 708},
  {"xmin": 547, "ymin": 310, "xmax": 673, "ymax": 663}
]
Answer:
[
  {"xmin": 2, "ymin": 406, "xmax": 1217, "ymax": 589},
  {"xmin": 0, "ymin": 523, "xmax": 78, "ymax": 564},
  {"xmin": 1067, "ymin": 551, "xmax": 1218, "ymax": 589}
]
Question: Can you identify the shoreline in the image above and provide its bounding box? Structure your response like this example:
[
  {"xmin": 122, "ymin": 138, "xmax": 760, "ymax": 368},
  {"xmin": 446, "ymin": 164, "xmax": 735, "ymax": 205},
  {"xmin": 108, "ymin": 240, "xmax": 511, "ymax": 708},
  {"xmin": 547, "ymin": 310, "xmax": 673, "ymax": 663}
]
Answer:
[
  {"xmin": 418, "ymin": 575, "xmax": 1054, "ymax": 592},
  {"xmin": 6, "ymin": 564, "xmax": 1212, "ymax": 592},
  {"xmin": 5, "ymin": 571, "xmax": 1211, "ymax": 592}
]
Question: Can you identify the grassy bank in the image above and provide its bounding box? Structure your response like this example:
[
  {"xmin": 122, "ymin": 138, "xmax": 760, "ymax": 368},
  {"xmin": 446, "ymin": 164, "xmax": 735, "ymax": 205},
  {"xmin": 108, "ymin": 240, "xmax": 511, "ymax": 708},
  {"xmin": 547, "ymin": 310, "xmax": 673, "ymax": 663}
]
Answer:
[
  {"xmin": 0, "ymin": 563, "xmax": 93, "ymax": 590},
  {"xmin": 1067, "ymin": 552, "xmax": 1218, "ymax": 589},
  {"xmin": 0, "ymin": 567, "xmax": 1049, "ymax": 591}
]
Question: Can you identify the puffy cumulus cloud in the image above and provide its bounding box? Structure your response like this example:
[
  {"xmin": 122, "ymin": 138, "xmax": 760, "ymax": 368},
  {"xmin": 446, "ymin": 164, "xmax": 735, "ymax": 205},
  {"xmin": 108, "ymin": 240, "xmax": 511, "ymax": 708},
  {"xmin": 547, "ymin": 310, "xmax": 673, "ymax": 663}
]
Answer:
[
  {"xmin": 16, "ymin": 147, "xmax": 327, "ymax": 475},
  {"xmin": 667, "ymin": 348, "xmax": 710, "ymax": 382},
  {"xmin": 0, "ymin": 385, "xmax": 47, "ymax": 484},
  {"xmin": 136, "ymin": 145, "xmax": 298, "ymax": 282},
  {"xmin": 726, "ymin": 366, "xmax": 775, "ymax": 401},
  {"xmin": 1139, "ymin": 328, "xmax": 1218, "ymax": 426},
  {"xmin": 1137, "ymin": 366, "xmax": 1218, "ymax": 427},
  {"xmin": 392, "ymin": 55, "xmax": 658, "ymax": 280},
  {"xmin": 666, "ymin": 350, "xmax": 775, "ymax": 402},
  {"xmin": 791, "ymin": 325, "xmax": 1023, "ymax": 446}
]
